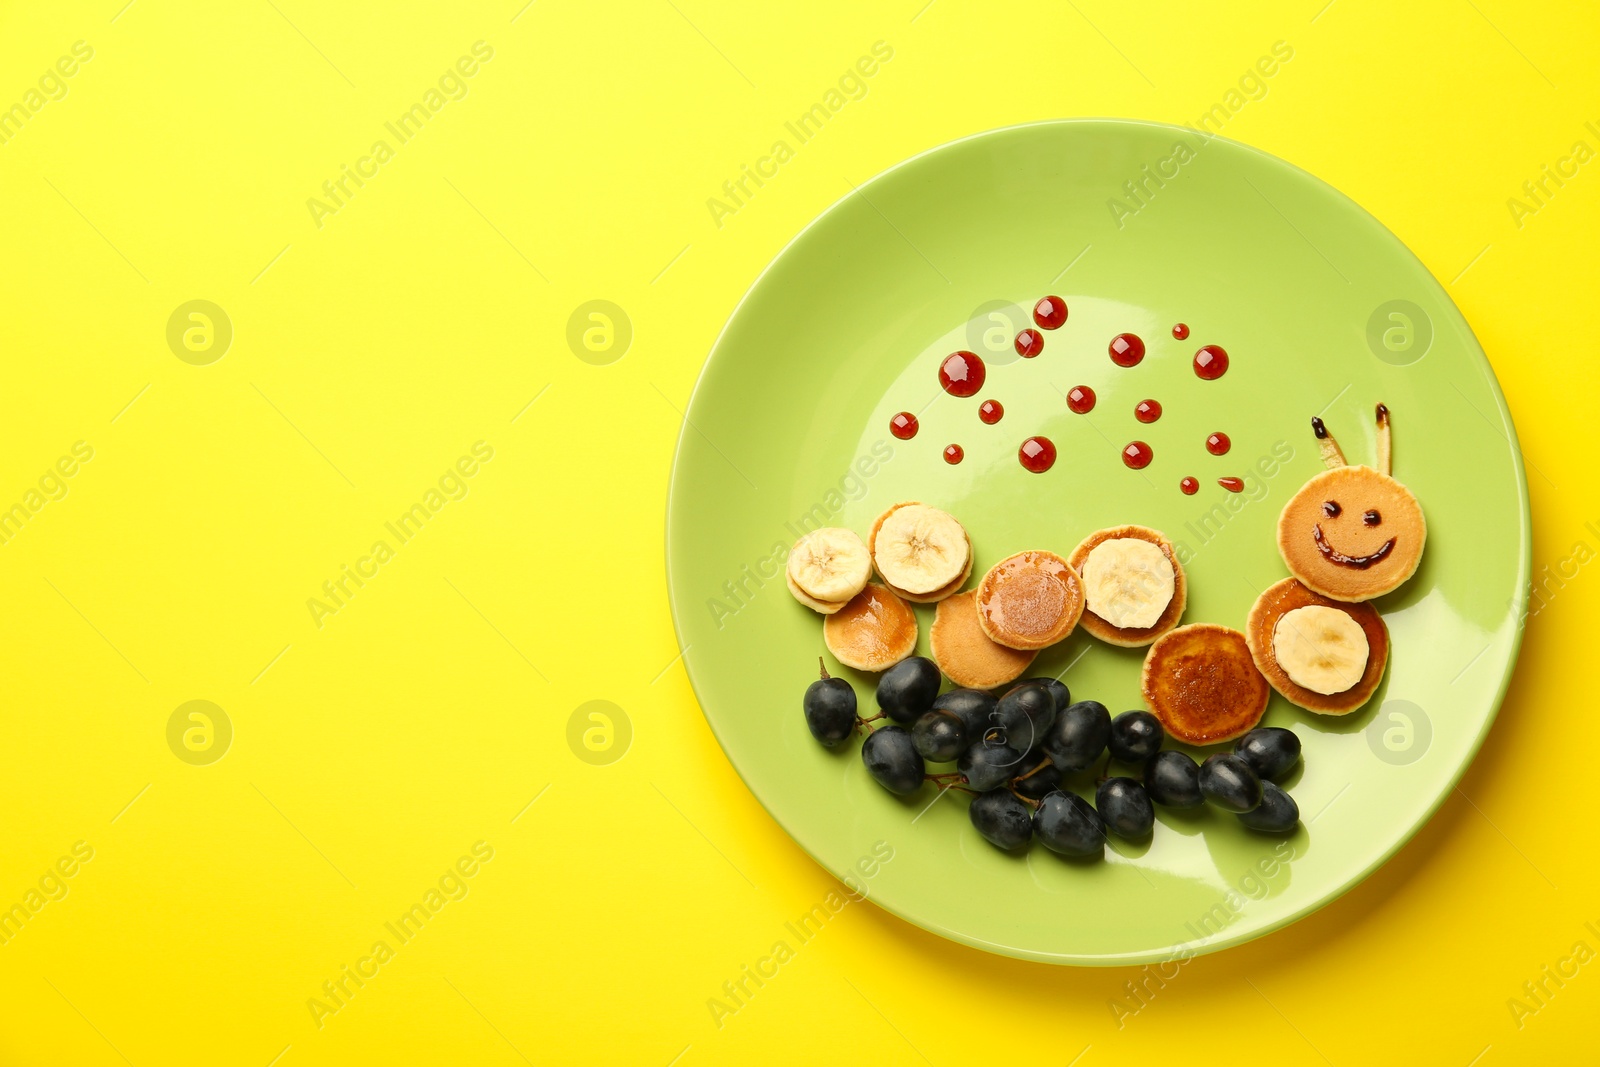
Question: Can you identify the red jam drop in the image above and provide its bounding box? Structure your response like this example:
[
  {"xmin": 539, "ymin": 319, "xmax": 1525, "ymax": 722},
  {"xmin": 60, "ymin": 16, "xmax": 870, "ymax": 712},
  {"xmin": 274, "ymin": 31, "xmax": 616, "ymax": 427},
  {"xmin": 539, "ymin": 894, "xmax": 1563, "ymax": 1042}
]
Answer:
[
  {"xmin": 1135, "ymin": 399, "xmax": 1162, "ymax": 423},
  {"xmin": 1015, "ymin": 329, "xmax": 1043, "ymax": 358},
  {"xmin": 1066, "ymin": 386, "xmax": 1096, "ymax": 414},
  {"xmin": 1172, "ymin": 323, "xmax": 1190, "ymax": 340},
  {"xmin": 979, "ymin": 399, "xmax": 1004, "ymax": 424},
  {"xmin": 890, "ymin": 412, "xmax": 918, "ymax": 440},
  {"xmin": 1180, "ymin": 477, "xmax": 1199, "ymax": 495},
  {"xmin": 1194, "ymin": 345, "xmax": 1229, "ymax": 380},
  {"xmin": 1219, "ymin": 477, "xmax": 1245, "ymax": 493},
  {"xmin": 1033, "ymin": 296, "xmax": 1068, "ymax": 330},
  {"xmin": 1206, "ymin": 432, "xmax": 1231, "ymax": 455},
  {"xmin": 1019, "ymin": 436, "xmax": 1056, "ymax": 473},
  {"xmin": 1109, "ymin": 333, "xmax": 1145, "ymax": 367},
  {"xmin": 1122, "ymin": 441, "xmax": 1153, "ymax": 469},
  {"xmin": 939, "ymin": 351, "xmax": 986, "ymax": 397},
  {"xmin": 943, "ymin": 444, "xmax": 964, "ymax": 465}
]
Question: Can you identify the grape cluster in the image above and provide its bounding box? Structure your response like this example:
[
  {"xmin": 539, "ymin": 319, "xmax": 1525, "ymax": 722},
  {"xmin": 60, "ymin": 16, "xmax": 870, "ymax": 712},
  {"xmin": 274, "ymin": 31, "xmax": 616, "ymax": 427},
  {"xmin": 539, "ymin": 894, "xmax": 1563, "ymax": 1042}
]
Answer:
[{"xmin": 803, "ymin": 657, "xmax": 1303, "ymax": 856}]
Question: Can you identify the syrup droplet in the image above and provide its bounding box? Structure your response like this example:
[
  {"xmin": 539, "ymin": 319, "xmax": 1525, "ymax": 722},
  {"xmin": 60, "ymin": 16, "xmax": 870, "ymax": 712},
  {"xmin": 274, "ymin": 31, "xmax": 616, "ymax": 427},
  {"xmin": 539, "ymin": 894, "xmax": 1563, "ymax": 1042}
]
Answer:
[
  {"xmin": 939, "ymin": 351, "xmax": 986, "ymax": 397},
  {"xmin": 1206, "ymin": 432, "xmax": 1231, "ymax": 455},
  {"xmin": 1172, "ymin": 323, "xmax": 1190, "ymax": 340},
  {"xmin": 1033, "ymin": 296, "xmax": 1068, "ymax": 330},
  {"xmin": 1109, "ymin": 333, "xmax": 1145, "ymax": 367},
  {"xmin": 944, "ymin": 444, "xmax": 964, "ymax": 465},
  {"xmin": 1135, "ymin": 399, "xmax": 1162, "ymax": 423},
  {"xmin": 1066, "ymin": 386, "xmax": 1096, "ymax": 414},
  {"xmin": 1019, "ymin": 436, "xmax": 1056, "ymax": 473},
  {"xmin": 1014, "ymin": 329, "xmax": 1043, "ymax": 358},
  {"xmin": 978, "ymin": 399, "xmax": 1004, "ymax": 424},
  {"xmin": 1122, "ymin": 441, "xmax": 1153, "ymax": 469},
  {"xmin": 890, "ymin": 412, "xmax": 918, "ymax": 440},
  {"xmin": 1219, "ymin": 477, "xmax": 1245, "ymax": 492},
  {"xmin": 1194, "ymin": 345, "xmax": 1229, "ymax": 380},
  {"xmin": 1180, "ymin": 477, "xmax": 1199, "ymax": 495}
]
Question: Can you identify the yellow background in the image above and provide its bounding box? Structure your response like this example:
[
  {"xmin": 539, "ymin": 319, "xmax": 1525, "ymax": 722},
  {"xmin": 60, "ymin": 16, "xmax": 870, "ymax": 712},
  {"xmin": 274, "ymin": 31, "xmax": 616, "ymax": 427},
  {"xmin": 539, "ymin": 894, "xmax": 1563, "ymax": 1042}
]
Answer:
[{"xmin": 0, "ymin": 0, "xmax": 1595, "ymax": 1063}]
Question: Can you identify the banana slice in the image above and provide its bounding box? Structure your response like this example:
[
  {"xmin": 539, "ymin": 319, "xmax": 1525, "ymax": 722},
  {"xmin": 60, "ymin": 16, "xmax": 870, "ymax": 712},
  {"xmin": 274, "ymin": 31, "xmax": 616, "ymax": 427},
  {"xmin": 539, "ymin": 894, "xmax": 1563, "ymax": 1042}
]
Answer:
[
  {"xmin": 871, "ymin": 504, "xmax": 968, "ymax": 595},
  {"xmin": 785, "ymin": 573, "xmax": 847, "ymax": 614},
  {"xmin": 1080, "ymin": 538, "xmax": 1175, "ymax": 630},
  {"xmin": 1271, "ymin": 605, "xmax": 1369, "ymax": 695},
  {"xmin": 786, "ymin": 527, "xmax": 870, "ymax": 604}
]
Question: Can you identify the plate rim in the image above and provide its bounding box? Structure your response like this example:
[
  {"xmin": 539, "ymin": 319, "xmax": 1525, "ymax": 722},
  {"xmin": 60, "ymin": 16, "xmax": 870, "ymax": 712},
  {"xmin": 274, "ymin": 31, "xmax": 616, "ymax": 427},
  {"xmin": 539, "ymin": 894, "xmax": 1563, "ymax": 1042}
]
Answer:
[{"xmin": 664, "ymin": 117, "xmax": 1533, "ymax": 965}]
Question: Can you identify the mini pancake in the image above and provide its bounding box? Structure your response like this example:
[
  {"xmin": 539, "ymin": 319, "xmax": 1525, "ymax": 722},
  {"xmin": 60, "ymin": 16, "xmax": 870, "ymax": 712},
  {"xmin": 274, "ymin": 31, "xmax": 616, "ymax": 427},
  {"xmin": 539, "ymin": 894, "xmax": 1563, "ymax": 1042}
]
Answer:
[
  {"xmin": 1141, "ymin": 624, "xmax": 1270, "ymax": 745},
  {"xmin": 1278, "ymin": 466, "xmax": 1426, "ymax": 602},
  {"xmin": 1246, "ymin": 577, "xmax": 1389, "ymax": 714},
  {"xmin": 785, "ymin": 572, "xmax": 847, "ymax": 614},
  {"xmin": 868, "ymin": 501, "xmax": 971, "ymax": 603},
  {"xmin": 974, "ymin": 551, "xmax": 1084, "ymax": 650},
  {"xmin": 823, "ymin": 583, "xmax": 918, "ymax": 672},
  {"xmin": 930, "ymin": 590, "xmax": 1037, "ymax": 689},
  {"xmin": 1068, "ymin": 525, "xmax": 1186, "ymax": 647}
]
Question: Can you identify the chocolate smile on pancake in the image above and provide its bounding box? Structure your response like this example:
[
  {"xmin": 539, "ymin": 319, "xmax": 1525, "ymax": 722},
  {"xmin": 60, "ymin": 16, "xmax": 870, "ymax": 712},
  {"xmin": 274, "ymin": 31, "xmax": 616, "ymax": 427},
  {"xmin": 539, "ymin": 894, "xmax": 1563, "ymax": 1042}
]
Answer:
[
  {"xmin": 1277, "ymin": 404, "xmax": 1426, "ymax": 602},
  {"xmin": 1312, "ymin": 524, "xmax": 1395, "ymax": 569}
]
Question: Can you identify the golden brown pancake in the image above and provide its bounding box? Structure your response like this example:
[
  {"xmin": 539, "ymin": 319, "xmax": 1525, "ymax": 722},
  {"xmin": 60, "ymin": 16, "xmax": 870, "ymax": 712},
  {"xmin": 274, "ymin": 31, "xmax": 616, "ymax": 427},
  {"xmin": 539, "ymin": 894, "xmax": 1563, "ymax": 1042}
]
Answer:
[
  {"xmin": 974, "ymin": 551, "xmax": 1084, "ymax": 650},
  {"xmin": 1277, "ymin": 466, "xmax": 1426, "ymax": 602},
  {"xmin": 823, "ymin": 583, "xmax": 918, "ymax": 672},
  {"xmin": 1141, "ymin": 624, "xmax": 1269, "ymax": 745},
  {"xmin": 786, "ymin": 572, "xmax": 847, "ymax": 614},
  {"xmin": 868, "ymin": 501, "xmax": 972, "ymax": 604},
  {"xmin": 1246, "ymin": 577, "xmax": 1389, "ymax": 714},
  {"xmin": 1068, "ymin": 525, "xmax": 1186, "ymax": 647},
  {"xmin": 929, "ymin": 590, "xmax": 1036, "ymax": 689}
]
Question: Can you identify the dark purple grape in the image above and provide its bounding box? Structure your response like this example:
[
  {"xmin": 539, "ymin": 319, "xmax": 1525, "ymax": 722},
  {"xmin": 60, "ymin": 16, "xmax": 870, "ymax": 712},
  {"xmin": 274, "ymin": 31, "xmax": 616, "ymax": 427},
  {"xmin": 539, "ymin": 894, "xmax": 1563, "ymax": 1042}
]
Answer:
[
  {"xmin": 861, "ymin": 726, "xmax": 924, "ymax": 795},
  {"xmin": 803, "ymin": 662, "xmax": 856, "ymax": 748},
  {"xmin": 958, "ymin": 735, "xmax": 1025, "ymax": 792},
  {"xmin": 1011, "ymin": 752, "xmax": 1061, "ymax": 801},
  {"xmin": 969, "ymin": 789, "xmax": 1032, "ymax": 850},
  {"xmin": 1095, "ymin": 777, "xmax": 1154, "ymax": 839},
  {"xmin": 1144, "ymin": 750, "xmax": 1203, "ymax": 808},
  {"xmin": 1041, "ymin": 700, "xmax": 1110, "ymax": 772},
  {"xmin": 1033, "ymin": 791, "xmax": 1104, "ymax": 857},
  {"xmin": 1238, "ymin": 781, "xmax": 1299, "ymax": 833},
  {"xmin": 912, "ymin": 710, "xmax": 967, "ymax": 762},
  {"xmin": 1234, "ymin": 727, "xmax": 1302, "ymax": 782},
  {"xmin": 876, "ymin": 656, "xmax": 941, "ymax": 723},
  {"xmin": 1199, "ymin": 753, "xmax": 1263, "ymax": 812},
  {"xmin": 993, "ymin": 681, "xmax": 1056, "ymax": 753},
  {"xmin": 1108, "ymin": 710, "xmax": 1163, "ymax": 762}
]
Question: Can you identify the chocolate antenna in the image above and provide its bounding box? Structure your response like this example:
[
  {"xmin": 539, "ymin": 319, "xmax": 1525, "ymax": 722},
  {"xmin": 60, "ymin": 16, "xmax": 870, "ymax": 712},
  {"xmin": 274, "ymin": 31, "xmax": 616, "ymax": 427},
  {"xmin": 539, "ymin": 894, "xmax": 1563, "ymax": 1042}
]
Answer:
[
  {"xmin": 1375, "ymin": 403, "xmax": 1392, "ymax": 476},
  {"xmin": 1311, "ymin": 416, "xmax": 1347, "ymax": 470}
]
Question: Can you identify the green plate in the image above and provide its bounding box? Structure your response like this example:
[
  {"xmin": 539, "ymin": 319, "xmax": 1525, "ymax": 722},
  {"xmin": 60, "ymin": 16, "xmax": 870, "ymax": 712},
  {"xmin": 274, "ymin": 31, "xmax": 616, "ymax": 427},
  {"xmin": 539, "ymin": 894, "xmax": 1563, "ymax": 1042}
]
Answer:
[{"xmin": 665, "ymin": 120, "xmax": 1529, "ymax": 965}]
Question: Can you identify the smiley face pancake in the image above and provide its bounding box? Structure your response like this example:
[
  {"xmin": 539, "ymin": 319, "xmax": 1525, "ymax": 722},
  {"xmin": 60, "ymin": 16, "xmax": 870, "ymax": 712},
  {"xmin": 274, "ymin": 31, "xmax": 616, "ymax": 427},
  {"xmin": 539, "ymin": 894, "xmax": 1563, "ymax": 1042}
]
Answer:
[
  {"xmin": 1278, "ymin": 465, "xmax": 1426, "ymax": 601},
  {"xmin": 1246, "ymin": 577, "xmax": 1389, "ymax": 714}
]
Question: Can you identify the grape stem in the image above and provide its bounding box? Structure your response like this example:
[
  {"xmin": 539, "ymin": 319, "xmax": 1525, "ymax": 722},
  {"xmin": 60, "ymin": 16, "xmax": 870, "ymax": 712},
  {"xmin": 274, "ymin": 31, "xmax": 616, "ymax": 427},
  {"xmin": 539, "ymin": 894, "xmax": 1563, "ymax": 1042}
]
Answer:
[
  {"xmin": 1009, "ymin": 787, "xmax": 1041, "ymax": 809},
  {"xmin": 1094, "ymin": 751, "xmax": 1111, "ymax": 786},
  {"xmin": 817, "ymin": 656, "xmax": 830, "ymax": 681},
  {"xmin": 1014, "ymin": 758, "xmax": 1052, "ymax": 783}
]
